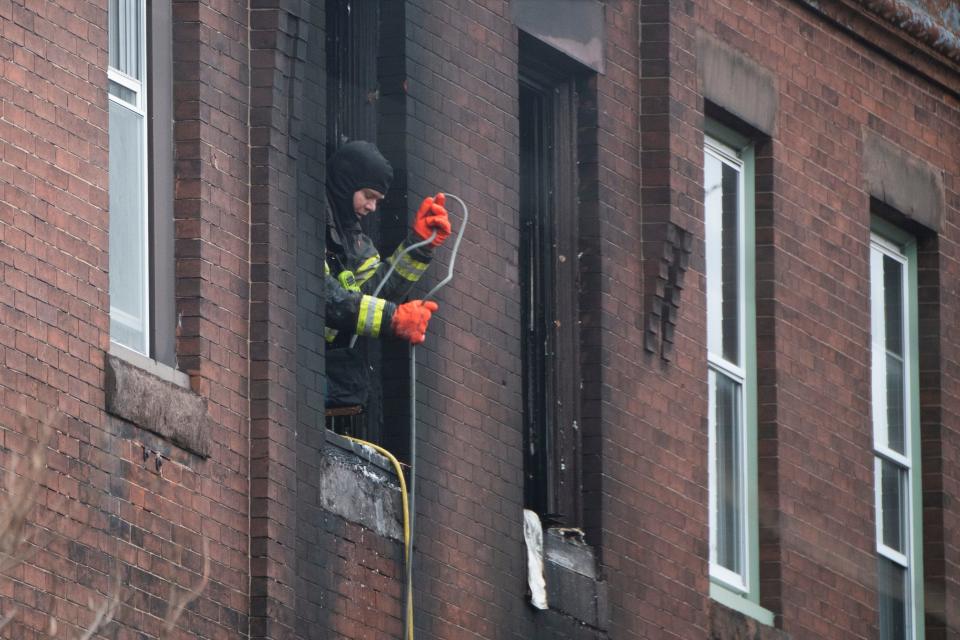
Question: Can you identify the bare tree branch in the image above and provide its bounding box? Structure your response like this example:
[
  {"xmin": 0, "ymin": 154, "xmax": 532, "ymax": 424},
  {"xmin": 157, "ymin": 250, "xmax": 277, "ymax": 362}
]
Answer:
[
  {"xmin": 0, "ymin": 419, "xmax": 51, "ymax": 574},
  {"xmin": 0, "ymin": 606, "xmax": 17, "ymax": 633},
  {"xmin": 0, "ymin": 414, "xmax": 210, "ymax": 639},
  {"xmin": 161, "ymin": 536, "xmax": 210, "ymax": 640},
  {"xmin": 76, "ymin": 570, "xmax": 124, "ymax": 640}
]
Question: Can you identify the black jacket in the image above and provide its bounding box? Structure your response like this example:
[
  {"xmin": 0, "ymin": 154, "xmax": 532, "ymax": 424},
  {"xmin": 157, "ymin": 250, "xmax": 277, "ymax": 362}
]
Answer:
[{"xmin": 324, "ymin": 142, "xmax": 435, "ymax": 407}]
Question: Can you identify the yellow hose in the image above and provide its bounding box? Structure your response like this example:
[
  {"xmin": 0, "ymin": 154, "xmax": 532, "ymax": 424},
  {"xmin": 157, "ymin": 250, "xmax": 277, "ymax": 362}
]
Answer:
[{"xmin": 341, "ymin": 436, "xmax": 413, "ymax": 639}]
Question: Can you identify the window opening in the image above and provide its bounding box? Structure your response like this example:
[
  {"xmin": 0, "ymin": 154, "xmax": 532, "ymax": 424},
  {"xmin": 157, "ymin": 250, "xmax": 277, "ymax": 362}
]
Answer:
[
  {"xmin": 705, "ymin": 136, "xmax": 749, "ymax": 592},
  {"xmin": 519, "ymin": 69, "xmax": 581, "ymax": 527},
  {"xmin": 108, "ymin": 0, "xmax": 175, "ymax": 367},
  {"xmin": 704, "ymin": 129, "xmax": 772, "ymax": 627},
  {"xmin": 109, "ymin": 0, "xmax": 149, "ymax": 355},
  {"xmin": 324, "ymin": 0, "xmax": 380, "ymax": 441},
  {"xmin": 870, "ymin": 230, "xmax": 923, "ymax": 640}
]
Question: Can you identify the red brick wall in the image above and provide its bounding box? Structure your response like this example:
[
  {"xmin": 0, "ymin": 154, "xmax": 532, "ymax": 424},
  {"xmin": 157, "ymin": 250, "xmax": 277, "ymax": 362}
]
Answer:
[
  {"xmin": 696, "ymin": 2, "xmax": 960, "ymax": 638},
  {"xmin": 399, "ymin": 1, "xmax": 532, "ymax": 636},
  {"xmin": 316, "ymin": 516, "xmax": 404, "ymax": 639},
  {"xmin": 388, "ymin": 1, "xmax": 960, "ymax": 639},
  {"xmin": 0, "ymin": 0, "xmax": 250, "ymax": 637},
  {"xmin": 1, "ymin": 0, "xmax": 958, "ymax": 639},
  {"xmin": 170, "ymin": 0, "xmax": 251, "ymax": 634}
]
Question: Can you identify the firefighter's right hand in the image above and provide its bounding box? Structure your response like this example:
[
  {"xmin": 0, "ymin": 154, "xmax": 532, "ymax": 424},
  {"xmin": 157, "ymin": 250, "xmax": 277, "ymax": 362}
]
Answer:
[{"xmin": 390, "ymin": 300, "xmax": 439, "ymax": 344}]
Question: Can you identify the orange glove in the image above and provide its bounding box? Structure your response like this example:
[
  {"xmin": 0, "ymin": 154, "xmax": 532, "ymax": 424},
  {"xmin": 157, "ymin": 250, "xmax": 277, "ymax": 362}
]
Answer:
[
  {"xmin": 390, "ymin": 300, "xmax": 439, "ymax": 344},
  {"xmin": 412, "ymin": 193, "xmax": 451, "ymax": 247}
]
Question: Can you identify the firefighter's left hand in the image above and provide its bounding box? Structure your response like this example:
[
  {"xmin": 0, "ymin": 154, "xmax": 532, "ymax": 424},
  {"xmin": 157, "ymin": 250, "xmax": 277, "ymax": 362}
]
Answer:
[
  {"xmin": 390, "ymin": 300, "xmax": 439, "ymax": 344},
  {"xmin": 412, "ymin": 193, "xmax": 451, "ymax": 247}
]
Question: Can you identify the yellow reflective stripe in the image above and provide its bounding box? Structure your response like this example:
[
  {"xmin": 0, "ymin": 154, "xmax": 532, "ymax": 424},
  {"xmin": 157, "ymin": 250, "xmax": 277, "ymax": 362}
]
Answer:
[
  {"xmin": 355, "ymin": 295, "xmax": 387, "ymax": 338},
  {"xmin": 356, "ymin": 295, "xmax": 386, "ymax": 337},
  {"xmin": 389, "ymin": 247, "xmax": 429, "ymax": 282},
  {"xmin": 356, "ymin": 296, "xmax": 372, "ymax": 335},
  {"xmin": 403, "ymin": 253, "xmax": 429, "ymax": 274},
  {"xmin": 355, "ymin": 255, "xmax": 380, "ymax": 287},
  {"xmin": 357, "ymin": 255, "xmax": 379, "ymax": 273},
  {"xmin": 325, "ymin": 260, "xmax": 331, "ymax": 275},
  {"xmin": 369, "ymin": 297, "xmax": 385, "ymax": 337}
]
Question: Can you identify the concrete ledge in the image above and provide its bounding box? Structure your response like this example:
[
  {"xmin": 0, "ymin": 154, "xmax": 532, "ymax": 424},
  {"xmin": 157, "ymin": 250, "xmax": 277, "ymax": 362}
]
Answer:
[
  {"xmin": 105, "ymin": 354, "xmax": 209, "ymax": 457},
  {"xmin": 326, "ymin": 430, "xmax": 396, "ymax": 475},
  {"xmin": 697, "ymin": 30, "xmax": 777, "ymax": 135},
  {"xmin": 512, "ymin": 0, "xmax": 605, "ymax": 72},
  {"xmin": 543, "ymin": 528, "xmax": 608, "ymax": 630},
  {"xmin": 110, "ymin": 342, "xmax": 190, "ymax": 387},
  {"xmin": 863, "ymin": 130, "xmax": 945, "ymax": 232},
  {"xmin": 319, "ymin": 440, "xmax": 404, "ymax": 541}
]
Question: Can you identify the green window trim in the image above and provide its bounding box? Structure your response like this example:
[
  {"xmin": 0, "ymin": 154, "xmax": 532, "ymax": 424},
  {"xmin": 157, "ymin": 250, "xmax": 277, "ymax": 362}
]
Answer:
[
  {"xmin": 710, "ymin": 581, "xmax": 775, "ymax": 626},
  {"xmin": 705, "ymin": 120, "xmax": 767, "ymax": 624}
]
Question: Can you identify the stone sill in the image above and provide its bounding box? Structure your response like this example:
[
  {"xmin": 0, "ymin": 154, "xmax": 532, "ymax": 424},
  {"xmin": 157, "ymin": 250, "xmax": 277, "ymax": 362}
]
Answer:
[
  {"xmin": 542, "ymin": 528, "xmax": 608, "ymax": 631},
  {"xmin": 710, "ymin": 593, "xmax": 788, "ymax": 640},
  {"xmin": 325, "ymin": 430, "xmax": 398, "ymax": 474},
  {"xmin": 320, "ymin": 431, "xmax": 404, "ymax": 542},
  {"xmin": 105, "ymin": 350, "xmax": 209, "ymax": 457}
]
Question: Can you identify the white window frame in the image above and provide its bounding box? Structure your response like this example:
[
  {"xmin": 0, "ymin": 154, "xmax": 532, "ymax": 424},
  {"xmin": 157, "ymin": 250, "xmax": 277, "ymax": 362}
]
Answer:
[
  {"xmin": 108, "ymin": 0, "xmax": 151, "ymax": 356},
  {"xmin": 706, "ymin": 136, "xmax": 748, "ymax": 593},
  {"xmin": 870, "ymin": 228, "xmax": 924, "ymax": 640}
]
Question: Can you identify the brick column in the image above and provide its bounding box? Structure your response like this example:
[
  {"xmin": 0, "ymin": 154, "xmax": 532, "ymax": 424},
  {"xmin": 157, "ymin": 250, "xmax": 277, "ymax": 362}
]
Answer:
[{"xmin": 249, "ymin": 3, "xmax": 311, "ymax": 638}]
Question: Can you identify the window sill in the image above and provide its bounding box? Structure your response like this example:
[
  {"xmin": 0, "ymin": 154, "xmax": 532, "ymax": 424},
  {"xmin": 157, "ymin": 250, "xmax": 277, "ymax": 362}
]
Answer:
[
  {"xmin": 325, "ymin": 430, "xmax": 396, "ymax": 474},
  {"xmin": 709, "ymin": 581, "xmax": 775, "ymax": 627},
  {"xmin": 541, "ymin": 527, "xmax": 609, "ymax": 630},
  {"xmin": 105, "ymin": 348, "xmax": 209, "ymax": 457},
  {"xmin": 320, "ymin": 432, "xmax": 404, "ymax": 541},
  {"xmin": 110, "ymin": 342, "xmax": 190, "ymax": 388}
]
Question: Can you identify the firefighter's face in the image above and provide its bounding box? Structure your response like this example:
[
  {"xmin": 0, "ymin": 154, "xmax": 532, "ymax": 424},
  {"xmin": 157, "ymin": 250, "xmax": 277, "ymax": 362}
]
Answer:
[{"xmin": 353, "ymin": 188, "xmax": 385, "ymax": 216}]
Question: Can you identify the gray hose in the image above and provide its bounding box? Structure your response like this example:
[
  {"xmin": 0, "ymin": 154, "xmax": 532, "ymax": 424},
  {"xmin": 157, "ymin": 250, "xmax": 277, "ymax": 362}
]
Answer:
[
  {"xmin": 348, "ymin": 233, "xmax": 437, "ymax": 350},
  {"xmin": 343, "ymin": 194, "xmax": 468, "ymax": 639},
  {"xmin": 406, "ymin": 193, "xmax": 468, "ymax": 640}
]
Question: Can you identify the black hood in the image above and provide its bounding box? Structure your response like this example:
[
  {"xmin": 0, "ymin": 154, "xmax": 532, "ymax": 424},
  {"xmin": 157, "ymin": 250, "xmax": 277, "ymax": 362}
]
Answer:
[{"xmin": 326, "ymin": 141, "xmax": 393, "ymax": 235}]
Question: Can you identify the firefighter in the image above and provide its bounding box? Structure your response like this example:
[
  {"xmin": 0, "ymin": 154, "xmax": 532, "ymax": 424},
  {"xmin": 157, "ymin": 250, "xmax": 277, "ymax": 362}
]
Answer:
[{"xmin": 324, "ymin": 140, "xmax": 450, "ymax": 408}]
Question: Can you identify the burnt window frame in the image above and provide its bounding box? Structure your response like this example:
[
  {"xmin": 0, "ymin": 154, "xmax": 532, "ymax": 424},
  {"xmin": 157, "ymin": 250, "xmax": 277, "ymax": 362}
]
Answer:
[
  {"xmin": 519, "ymin": 35, "xmax": 584, "ymax": 527},
  {"xmin": 324, "ymin": 0, "xmax": 381, "ymax": 158},
  {"xmin": 323, "ymin": 0, "xmax": 386, "ymax": 441}
]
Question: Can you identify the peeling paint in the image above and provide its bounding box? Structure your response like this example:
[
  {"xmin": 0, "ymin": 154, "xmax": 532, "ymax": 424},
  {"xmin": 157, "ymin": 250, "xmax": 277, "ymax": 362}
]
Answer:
[{"xmin": 857, "ymin": 0, "xmax": 960, "ymax": 61}]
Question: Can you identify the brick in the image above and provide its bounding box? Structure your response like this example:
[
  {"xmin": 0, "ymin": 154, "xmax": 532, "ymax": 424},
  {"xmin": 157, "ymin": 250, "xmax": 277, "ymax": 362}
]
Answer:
[{"xmin": 2, "ymin": 1, "xmax": 959, "ymax": 640}]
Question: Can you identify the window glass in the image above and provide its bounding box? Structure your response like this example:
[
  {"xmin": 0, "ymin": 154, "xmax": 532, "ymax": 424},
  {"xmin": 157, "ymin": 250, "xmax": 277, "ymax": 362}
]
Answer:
[
  {"xmin": 885, "ymin": 354, "xmax": 906, "ymax": 455},
  {"xmin": 880, "ymin": 459, "xmax": 907, "ymax": 553},
  {"xmin": 705, "ymin": 150, "xmax": 741, "ymax": 366},
  {"xmin": 883, "ymin": 256, "xmax": 906, "ymax": 454},
  {"xmin": 108, "ymin": 80, "xmax": 136, "ymax": 104},
  {"xmin": 109, "ymin": 0, "xmax": 141, "ymax": 80},
  {"xmin": 713, "ymin": 370, "xmax": 743, "ymax": 576},
  {"xmin": 706, "ymin": 135, "xmax": 749, "ymax": 594},
  {"xmin": 720, "ymin": 162, "xmax": 741, "ymax": 365},
  {"xmin": 870, "ymin": 232, "xmax": 919, "ymax": 640},
  {"xmin": 108, "ymin": 99, "xmax": 148, "ymax": 355},
  {"xmin": 705, "ymin": 153, "xmax": 722, "ymax": 355},
  {"xmin": 108, "ymin": 0, "xmax": 148, "ymax": 356},
  {"xmin": 878, "ymin": 558, "xmax": 908, "ymax": 640}
]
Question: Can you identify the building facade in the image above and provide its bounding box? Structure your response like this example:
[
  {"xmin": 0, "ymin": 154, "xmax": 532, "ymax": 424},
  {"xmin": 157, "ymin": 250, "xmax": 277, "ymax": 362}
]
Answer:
[{"xmin": 0, "ymin": 0, "xmax": 958, "ymax": 638}]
